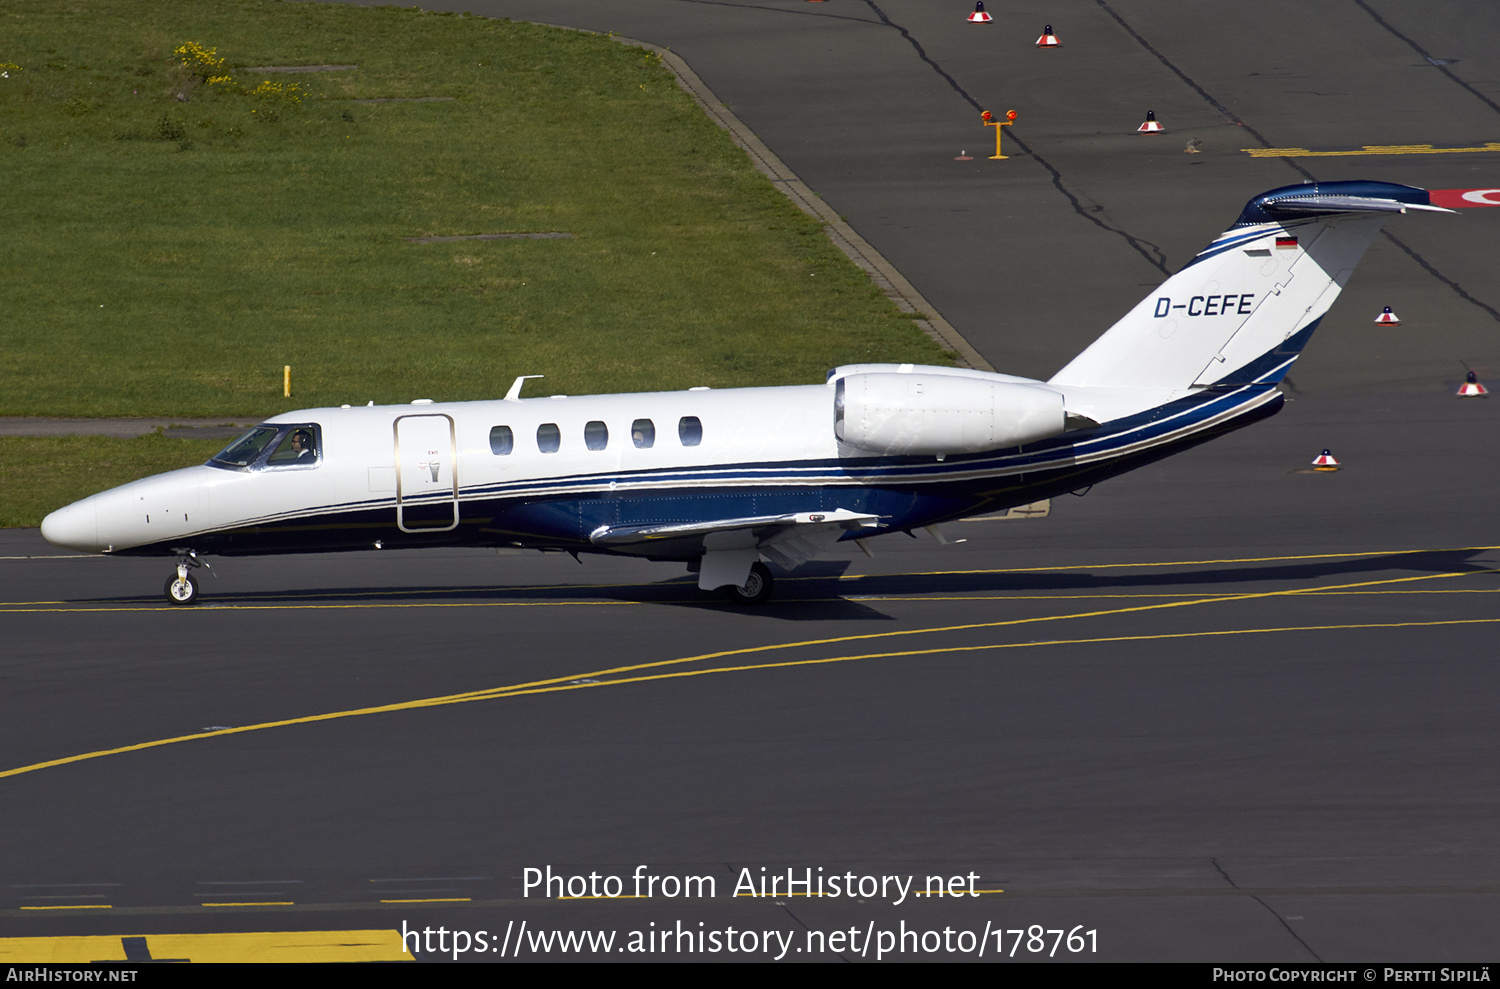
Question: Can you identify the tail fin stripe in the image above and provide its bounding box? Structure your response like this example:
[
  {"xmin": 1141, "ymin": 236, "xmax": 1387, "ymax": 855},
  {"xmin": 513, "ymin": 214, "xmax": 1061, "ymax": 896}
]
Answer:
[
  {"xmin": 1049, "ymin": 181, "xmax": 1440, "ymax": 399},
  {"xmin": 1183, "ymin": 220, "xmax": 1319, "ymax": 268}
]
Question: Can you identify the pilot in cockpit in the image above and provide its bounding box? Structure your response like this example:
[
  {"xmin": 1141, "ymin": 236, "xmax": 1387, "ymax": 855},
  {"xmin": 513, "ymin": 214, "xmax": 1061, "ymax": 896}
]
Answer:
[{"xmin": 288, "ymin": 429, "xmax": 316, "ymax": 462}]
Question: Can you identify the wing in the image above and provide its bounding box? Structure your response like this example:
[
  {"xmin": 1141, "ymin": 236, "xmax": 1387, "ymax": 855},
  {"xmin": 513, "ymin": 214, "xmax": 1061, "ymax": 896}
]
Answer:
[{"xmin": 589, "ymin": 508, "xmax": 880, "ymax": 589}]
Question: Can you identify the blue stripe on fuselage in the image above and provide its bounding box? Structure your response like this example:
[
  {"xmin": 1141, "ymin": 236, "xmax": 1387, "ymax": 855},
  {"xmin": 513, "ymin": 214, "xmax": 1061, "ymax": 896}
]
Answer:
[{"xmin": 119, "ymin": 378, "xmax": 1283, "ymax": 558}]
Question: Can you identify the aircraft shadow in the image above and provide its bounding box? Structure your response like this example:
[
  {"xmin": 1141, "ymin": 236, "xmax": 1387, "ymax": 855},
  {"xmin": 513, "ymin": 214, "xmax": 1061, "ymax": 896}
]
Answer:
[
  {"xmin": 796, "ymin": 547, "xmax": 1499, "ymax": 599},
  {"xmin": 58, "ymin": 548, "xmax": 1493, "ymax": 623}
]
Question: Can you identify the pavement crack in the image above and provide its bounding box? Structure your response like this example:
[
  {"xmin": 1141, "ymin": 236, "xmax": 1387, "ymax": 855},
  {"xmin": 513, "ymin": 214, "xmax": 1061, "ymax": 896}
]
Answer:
[
  {"xmin": 1348, "ymin": 0, "xmax": 1500, "ymax": 116},
  {"xmin": 775, "ymin": 900, "xmax": 829, "ymax": 962},
  {"xmin": 1092, "ymin": 0, "xmax": 1265, "ymax": 138},
  {"xmin": 1214, "ymin": 858, "xmax": 1324, "ymax": 962},
  {"xmin": 1379, "ymin": 230, "xmax": 1500, "ymax": 324},
  {"xmin": 860, "ymin": 0, "xmax": 1171, "ymax": 276},
  {"xmin": 860, "ymin": 0, "xmax": 976, "ymax": 112},
  {"xmin": 1096, "ymin": 0, "xmax": 1500, "ymax": 319},
  {"xmin": 1254, "ymin": 893, "xmax": 1325, "ymax": 962}
]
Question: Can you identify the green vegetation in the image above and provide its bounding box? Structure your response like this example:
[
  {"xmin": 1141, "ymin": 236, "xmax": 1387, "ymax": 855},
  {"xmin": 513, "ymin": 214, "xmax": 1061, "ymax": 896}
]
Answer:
[
  {"xmin": 1, "ymin": 0, "xmax": 951, "ymax": 526},
  {"xmin": 0, "ymin": 0, "xmax": 949, "ymax": 423},
  {"xmin": 0, "ymin": 434, "xmax": 228, "ymax": 528}
]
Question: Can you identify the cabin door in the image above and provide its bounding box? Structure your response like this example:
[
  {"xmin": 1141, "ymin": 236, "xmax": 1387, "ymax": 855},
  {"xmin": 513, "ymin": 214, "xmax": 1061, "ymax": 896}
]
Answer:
[{"xmin": 394, "ymin": 414, "xmax": 459, "ymax": 532}]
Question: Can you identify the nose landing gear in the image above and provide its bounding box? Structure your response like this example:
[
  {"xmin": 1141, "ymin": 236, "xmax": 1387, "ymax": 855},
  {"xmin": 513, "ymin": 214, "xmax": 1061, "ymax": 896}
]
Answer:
[{"xmin": 165, "ymin": 549, "xmax": 209, "ymax": 605}]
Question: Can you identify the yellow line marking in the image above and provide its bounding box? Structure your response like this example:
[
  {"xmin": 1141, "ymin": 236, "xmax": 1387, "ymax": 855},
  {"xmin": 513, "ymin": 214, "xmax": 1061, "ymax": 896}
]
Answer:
[
  {"xmin": 6, "ymin": 583, "xmax": 1493, "ymax": 611},
  {"xmin": 440, "ymin": 617, "xmax": 1500, "ymax": 705},
  {"xmin": 0, "ymin": 930, "xmax": 410, "ymax": 963},
  {"xmin": 379, "ymin": 897, "xmax": 471, "ymax": 903},
  {"xmin": 915, "ymin": 889, "xmax": 1005, "ymax": 896},
  {"xmin": 1245, "ymin": 143, "xmax": 1500, "ymax": 158},
  {"xmin": 2, "ymin": 546, "xmax": 1493, "ymax": 610},
  {"xmin": 0, "ymin": 600, "xmax": 631, "ymax": 613},
  {"xmin": 505, "ymin": 568, "xmax": 1489, "ymax": 686},
  {"xmin": 582, "ymin": 619, "xmax": 1500, "ymax": 686},
  {"xmin": 18, "ymin": 904, "xmax": 111, "ymax": 910},
  {"xmin": 0, "ymin": 556, "xmax": 101, "ymax": 561},
  {"xmin": 2, "ymin": 567, "xmax": 1490, "ymax": 781},
  {"xmin": 848, "ymin": 587, "xmax": 1500, "ymax": 602},
  {"xmin": 201, "ymin": 901, "xmax": 295, "ymax": 907},
  {"xmin": 826, "ymin": 545, "xmax": 1500, "ymax": 579}
]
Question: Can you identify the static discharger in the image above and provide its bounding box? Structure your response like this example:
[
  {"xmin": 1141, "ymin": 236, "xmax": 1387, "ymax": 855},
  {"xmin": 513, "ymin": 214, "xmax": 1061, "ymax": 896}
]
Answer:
[
  {"xmin": 1311, "ymin": 449, "xmax": 1341, "ymax": 471},
  {"xmin": 967, "ymin": 2, "xmax": 992, "ymax": 23},
  {"xmin": 1036, "ymin": 25, "xmax": 1060, "ymax": 47},
  {"xmin": 981, "ymin": 109, "xmax": 1017, "ymax": 160},
  {"xmin": 1458, "ymin": 370, "xmax": 1488, "ymax": 397},
  {"xmin": 1138, "ymin": 110, "xmax": 1163, "ymax": 134},
  {"xmin": 1374, "ymin": 306, "xmax": 1401, "ymax": 325}
]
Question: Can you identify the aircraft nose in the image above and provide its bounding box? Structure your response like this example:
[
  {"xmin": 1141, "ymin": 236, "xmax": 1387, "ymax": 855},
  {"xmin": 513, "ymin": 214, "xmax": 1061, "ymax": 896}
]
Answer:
[{"xmin": 41, "ymin": 499, "xmax": 101, "ymax": 552}]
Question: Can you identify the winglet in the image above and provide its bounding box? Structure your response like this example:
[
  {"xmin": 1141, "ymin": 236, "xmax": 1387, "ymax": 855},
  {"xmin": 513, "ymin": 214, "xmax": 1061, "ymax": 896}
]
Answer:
[{"xmin": 504, "ymin": 375, "xmax": 544, "ymax": 401}]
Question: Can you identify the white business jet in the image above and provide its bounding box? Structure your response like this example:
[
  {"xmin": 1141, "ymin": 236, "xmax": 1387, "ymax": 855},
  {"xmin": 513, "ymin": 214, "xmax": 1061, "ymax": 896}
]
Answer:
[{"xmin": 41, "ymin": 181, "xmax": 1449, "ymax": 605}]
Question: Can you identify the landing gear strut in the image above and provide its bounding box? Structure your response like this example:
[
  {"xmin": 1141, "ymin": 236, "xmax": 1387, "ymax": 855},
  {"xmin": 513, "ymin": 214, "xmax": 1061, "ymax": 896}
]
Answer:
[
  {"xmin": 722, "ymin": 562, "xmax": 774, "ymax": 605},
  {"xmin": 164, "ymin": 549, "xmax": 208, "ymax": 605}
]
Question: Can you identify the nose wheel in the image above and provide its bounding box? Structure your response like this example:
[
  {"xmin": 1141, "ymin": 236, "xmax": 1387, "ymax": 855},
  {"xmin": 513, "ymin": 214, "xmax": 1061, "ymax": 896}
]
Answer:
[
  {"xmin": 164, "ymin": 549, "xmax": 208, "ymax": 605},
  {"xmin": 164, "ymin": 571, "xmax": 199, "ymax": 605}
]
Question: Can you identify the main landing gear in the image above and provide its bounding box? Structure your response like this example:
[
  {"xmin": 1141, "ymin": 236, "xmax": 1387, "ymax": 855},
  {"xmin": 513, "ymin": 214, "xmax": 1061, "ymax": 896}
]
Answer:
[
  {"xmin": 722, "ymin": 562, "xmax": 774, "ymax": 606},
  {"xmin": 164, "ymin": 549, "xmax": 208, "ymax": 606}
]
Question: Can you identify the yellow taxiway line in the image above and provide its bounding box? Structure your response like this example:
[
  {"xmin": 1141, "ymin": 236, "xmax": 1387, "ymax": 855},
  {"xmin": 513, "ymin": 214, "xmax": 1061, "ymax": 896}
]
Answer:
[
  {"xmin": 1245, "ymin": 142, "xmax": 1500, "ymax": 158},
  {"xmin": 2, "ymin": 564, "xmax": 1493, "ymax": 782},
  {"xmin": 2, "ymin": 545, "xmax": 1494, "ymax": 612},
  {"xmin": 0, "ymin": 930, "xmax": 409, "ymax": 963}
]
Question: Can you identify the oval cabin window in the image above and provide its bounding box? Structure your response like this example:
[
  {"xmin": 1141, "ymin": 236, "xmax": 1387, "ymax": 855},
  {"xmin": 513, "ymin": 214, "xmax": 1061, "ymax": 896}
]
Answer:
[{"xmin": 632, "ymin": 419, "xmax": 655, "ymax": 449}]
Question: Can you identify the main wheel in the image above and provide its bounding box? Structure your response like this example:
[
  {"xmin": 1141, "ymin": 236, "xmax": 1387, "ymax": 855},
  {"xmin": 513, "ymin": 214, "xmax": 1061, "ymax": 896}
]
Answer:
[
  {"xmin": 164, "ymin": 572, "xmax": 199, "ymax": 606},
  {"xmin": 723, "ymin": 562, "xmax": 773, "ymax": 605}
]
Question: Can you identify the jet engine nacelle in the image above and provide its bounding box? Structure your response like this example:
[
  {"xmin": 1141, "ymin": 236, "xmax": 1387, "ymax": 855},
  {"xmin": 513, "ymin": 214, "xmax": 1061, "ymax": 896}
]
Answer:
[{"xmin": 834, "ymin": 372, "xmax": 1067, "ymax": 455}]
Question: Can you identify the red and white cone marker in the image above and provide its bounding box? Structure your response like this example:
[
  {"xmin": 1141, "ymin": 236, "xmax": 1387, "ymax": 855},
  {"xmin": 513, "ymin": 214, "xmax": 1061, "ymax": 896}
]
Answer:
[
  {"xmin": 1137, "ymin": 110, "xmax": 1163, "ymax": 134},
  {"xmin": 1036, "ymin": 25, "xmax": 1060, "ymax": 47},
  {"xmin": 967, "ymin": 2, "xmax": 992, "ymax": 23},
  {"xmin": 1374, "ymin": 306, "xmax": 1400, "ymax": 325},
  {"xmin": 1312, "ymin": 449, "xmax": 1341, "ymax": 471},
  {"xmin": 1458, "ymin": 370, "xmax": 1488, "ymax": 397}
]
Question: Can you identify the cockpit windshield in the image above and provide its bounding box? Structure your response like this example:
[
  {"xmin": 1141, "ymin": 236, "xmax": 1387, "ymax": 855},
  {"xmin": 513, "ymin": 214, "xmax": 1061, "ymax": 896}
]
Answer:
[
  {"xmin": 209, "ymin": 426, "xmax": 282, "ymax": 469},
  {"xmin": 207, "ymin": 423, "xmax": 322, "ymax": 471}
]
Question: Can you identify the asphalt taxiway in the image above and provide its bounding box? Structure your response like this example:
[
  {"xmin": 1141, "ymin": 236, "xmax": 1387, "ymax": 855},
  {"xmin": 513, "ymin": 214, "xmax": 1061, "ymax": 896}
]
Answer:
[
  {"xmin": 4, "ymin": 396, "xmax": 1498, "ymax": 961},
  {"xmin": 3, "ymin": 0, "xmax": 1498, "ymax": 964}
]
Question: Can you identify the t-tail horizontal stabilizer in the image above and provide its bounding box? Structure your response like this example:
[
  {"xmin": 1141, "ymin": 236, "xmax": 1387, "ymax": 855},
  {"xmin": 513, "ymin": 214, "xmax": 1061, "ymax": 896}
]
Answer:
[{"xmin": 1049, "ymin": 182, "xmax": 1452, "ymax": 403}]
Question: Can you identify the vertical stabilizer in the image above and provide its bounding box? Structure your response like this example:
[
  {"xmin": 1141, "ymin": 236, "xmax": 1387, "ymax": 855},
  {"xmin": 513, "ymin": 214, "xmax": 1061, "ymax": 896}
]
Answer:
[{"xmin": 1049, "ymin": 182, "xmax": 1450, "ymax": 394}]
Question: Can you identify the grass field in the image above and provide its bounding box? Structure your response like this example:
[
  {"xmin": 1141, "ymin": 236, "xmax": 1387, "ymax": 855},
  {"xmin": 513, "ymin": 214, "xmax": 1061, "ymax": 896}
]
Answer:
[
  {"xmin": 1, "ymin": 0, "xmax": 950, "ymax": 526},
  {"xmin": 1, "ymin": 0, "xmax": 946, "ymax": 416}
]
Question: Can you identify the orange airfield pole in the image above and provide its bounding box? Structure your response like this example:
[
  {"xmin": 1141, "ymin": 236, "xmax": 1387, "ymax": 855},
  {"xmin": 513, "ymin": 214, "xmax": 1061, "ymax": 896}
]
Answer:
[{"xmin": 982, "ymin": 109, "xmax": 1017, "ymax": 159}]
